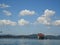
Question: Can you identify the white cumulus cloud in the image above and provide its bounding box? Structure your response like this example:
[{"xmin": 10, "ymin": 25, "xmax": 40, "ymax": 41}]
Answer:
[
  {"xmin": 2, "ymin": 10, "xmax": 12, "ymax": 16},
  {"xmin": 0, "ymin": 3, "xmax": 10, "ymax": 8},
  {"xmin": 53, "ymin": 20, "xmax": 60, "ymax": 26},
  {"xmin": 43, "ymin": 9, "xmax": 55, "ymax": 17},
  {"xmin": 18, "ymin": 19, "xmax": 29, "ymax": 26},
  {"xmin": 36, "ymin": 9, "xmax": 55, "ymax": 25},
  {"xmin": 0, "ymin": 20, "xmax": 16, "ymax": 26},
  {"xmin": 19, "ymin": 9, "xmax": 35, "ymax": 16},
  {"xmin": 37, "ymin": 16, "xmax": 50, "ymax": 25}
]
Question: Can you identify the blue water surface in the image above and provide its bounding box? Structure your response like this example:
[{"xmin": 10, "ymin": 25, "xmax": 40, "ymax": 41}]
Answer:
[{"xmin": 0, "ymin": 39, "xmax": 60, "ymax": 45}]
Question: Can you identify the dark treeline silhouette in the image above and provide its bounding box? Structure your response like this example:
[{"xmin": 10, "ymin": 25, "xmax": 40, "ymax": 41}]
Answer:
[{"xmin": 0, "ymin": 33, "xmax": 60, "ymax": 39}]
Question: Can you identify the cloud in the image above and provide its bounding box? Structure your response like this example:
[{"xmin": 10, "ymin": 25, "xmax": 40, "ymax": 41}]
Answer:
[
  {"xmin": 19, "ymin": 9, "xmax": 35, "ymax": 16},
  {"xmin": 2, "ymin": 10, "xmax": 12, "ymax": 16},
  {"xmin": 36, "ymin": 9, "xmax": 55, "ymax": 25},
  {"xmin": 0, "ymin": 20, "xmax": 16, "ymax": 26},
  {"xmin": 37, "ymin": 16, "xmax": 50, "ymax": 25},
  {"xmin": 43, "ymin": 9, "xmax": 55, "ymax": 17},
  {"xmin": 53, "ymin": 20, "xmax": 60, "ymax": 26},
  {"xmin": 0, "ymin": 3, "xmax": 10, "ymax": 8},
  {"xmin": 18, "ymin": 19, "xmax": 29, "ymax": 26}
]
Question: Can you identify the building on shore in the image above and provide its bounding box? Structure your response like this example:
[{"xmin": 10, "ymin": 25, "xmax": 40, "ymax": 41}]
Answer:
[{"xmin": 37, "ymin": 33, "xmax": 44, "ymax": 39}]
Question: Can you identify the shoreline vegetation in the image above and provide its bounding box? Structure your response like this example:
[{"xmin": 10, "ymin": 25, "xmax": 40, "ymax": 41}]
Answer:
[{"xmin": 0, "ymin": 33, "xmax": 60, "ymax": 39}]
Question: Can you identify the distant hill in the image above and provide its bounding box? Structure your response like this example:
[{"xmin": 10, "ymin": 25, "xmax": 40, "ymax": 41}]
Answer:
[{"xmin": 0, "ymin": 34, "xmax": 60, "ymax": 39}]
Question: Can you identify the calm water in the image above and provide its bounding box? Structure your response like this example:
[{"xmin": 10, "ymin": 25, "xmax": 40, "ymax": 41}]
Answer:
[{"xmin": 0, "ymin": 39, "xmax": 60, "ymax": 45}]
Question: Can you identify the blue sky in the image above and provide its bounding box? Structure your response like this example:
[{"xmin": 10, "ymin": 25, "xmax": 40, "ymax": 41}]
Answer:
[{"xmin": 0, "ymin": 0, "xmax": 60, "ymax": 35}]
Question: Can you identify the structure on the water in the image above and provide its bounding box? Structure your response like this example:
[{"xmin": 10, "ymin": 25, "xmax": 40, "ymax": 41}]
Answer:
[{"xmin": 37, "ymin": 33, "xmax": 44, "ymax": 39}]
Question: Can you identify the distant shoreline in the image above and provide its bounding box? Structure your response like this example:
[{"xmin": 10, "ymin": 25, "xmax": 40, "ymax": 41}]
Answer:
[{"xmin": 0, "ymin": 34, "xmax": 60, "ymax": 40}]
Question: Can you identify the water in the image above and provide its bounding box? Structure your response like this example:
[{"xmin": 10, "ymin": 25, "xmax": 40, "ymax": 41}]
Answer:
[{"xmin": 0, "ymin": 39, "xmax": 60, "ymax": 45}]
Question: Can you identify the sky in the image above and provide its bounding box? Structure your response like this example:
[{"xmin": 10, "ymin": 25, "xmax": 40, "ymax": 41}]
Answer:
[{"xmin": 0, "ymin": 0, "xmax": 60, "ymax": 35}]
